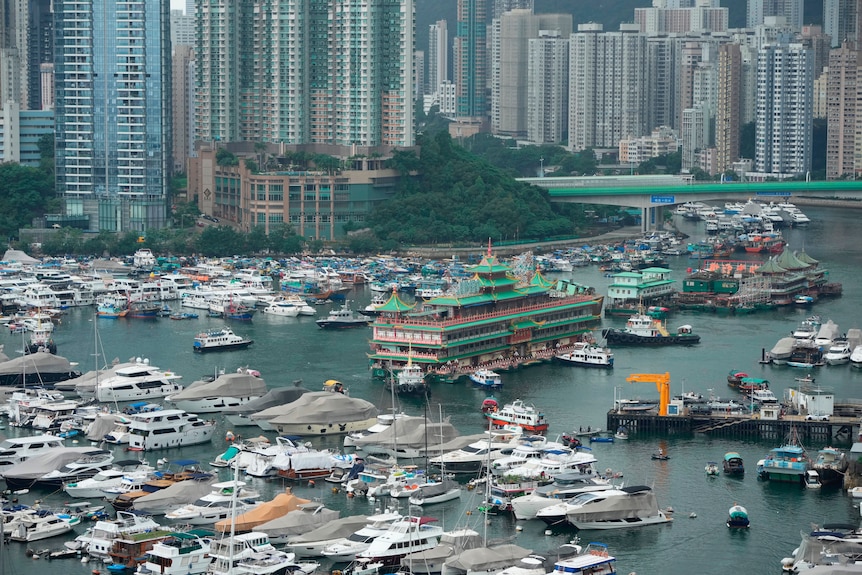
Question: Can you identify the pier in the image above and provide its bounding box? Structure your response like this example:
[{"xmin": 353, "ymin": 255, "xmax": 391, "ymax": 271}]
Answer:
[{"xmin": 607, "ymin": 411, "xmax": 859, "ymax": 443}]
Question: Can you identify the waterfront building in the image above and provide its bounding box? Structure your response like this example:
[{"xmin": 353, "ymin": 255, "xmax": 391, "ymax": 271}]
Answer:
[
  {"xmin": 715, "ymin": 42, "xmax": 742, "ymax": 174},
  {"xmin": 826, "ymin": 43, "xmax": 859, "ymax": 180},
  {"xmin": 749, "ymin": 42, "xmax": 813, "ymax": 180},
  {"xmin": 194, "ymin": 0, "xmax": 414, "ymax": 148},
  {"xmin": 428, "ymin": 20, "xmax": 449, "ymax": 96},
  {"xmin": 0, "ymin": 102, "xmax": 53, "ymax": 165},
  {"xmin": 368, "ymin": 252, "xmax": 604, "ymax": 382},
  {"xmin": 188, "ymin": 143, "xmax": 401, "ymax": 241},
  {"xmin": 605, "ymin": 268, "xmax": 676, "ymax": 316},
  {"xmin": 53, "ymin": 0, "xmax": 172, "ymax": 232},
  {"xmin": 748, "ymin": 0, "xmax": 803, "ymax": 31},
  {"xmin": 454, "ymin": 0, "xmax": 487, "ymax": 120},
  {"xmin": 569, "ymin": 24, "xmax": 647, "ymax": 151},
  {"xmin": 491, "ymin": 9, "xmax": 572, "ymax": 138},
  {"xmin": 527, "ymin": 31, "xmax": 569, "ymax": 145}
]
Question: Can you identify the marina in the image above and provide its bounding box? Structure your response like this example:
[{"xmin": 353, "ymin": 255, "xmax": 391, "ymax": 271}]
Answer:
[{"xmin": 0, "ymin": 204, "xmax": 860, "ymax": 574}]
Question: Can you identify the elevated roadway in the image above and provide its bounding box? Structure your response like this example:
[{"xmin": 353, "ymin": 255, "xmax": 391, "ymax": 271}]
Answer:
[{"xmin": 518, "ymin": 175, "xmax": 862, "ymax": 231}]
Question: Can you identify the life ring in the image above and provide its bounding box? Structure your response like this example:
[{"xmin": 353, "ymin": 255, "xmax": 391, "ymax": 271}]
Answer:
[
  {"xmin": 407, "ymin": 384, "xmax": 415, "ymax": 393},
  {"xmin": 398, "ymin": 384, "xmax": 407, "ymax": 393}
]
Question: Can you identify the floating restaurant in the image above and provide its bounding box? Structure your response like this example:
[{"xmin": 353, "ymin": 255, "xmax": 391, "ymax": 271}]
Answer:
[{"xmin": 368, "ymin": 251, "xmax": 604, "ymax": 383}]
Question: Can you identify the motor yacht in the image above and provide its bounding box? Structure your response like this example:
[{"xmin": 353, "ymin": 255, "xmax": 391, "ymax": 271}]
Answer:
[
  {"xmin": 166, "ymin": 367, "xmax": 265, "ymax": 413},
  {"xmin": 356, "ymin": 516, "xmax": 444, "ymax": 565},
  {"xmin": 127, "ymin": 408, "xmax": 217, "ymax": 450},
  {"xmin": 536, "ymin": 485, "xmax": 673, "ymax": 530},
  {"xmin": 164, "ymin": 480, "xmax": 261, "ymax": 525},
  {"xmin": 320, "ymin": 510, "xmax": 402, "ymax": 561},
  {"xmin": 64, "ymin": 459, "xmax": 154, "ymax": 498},
  {"xmin": 29, "ymin": 448, "xmax": 114, "ymax": 490},
  {"xmin": 825, "ymin": 339, "xmax": 852, "ymax": 365},
  {"xmin": 0, "ymin": 433, "xmax": 65, "ymax": 466},
  {"xmin": 92, "ymin": 358, "xmax": 183, "ymax": 403},
  {"xmin": 428, "ymin": 426, "xmax": 524, "ymax": 474}
]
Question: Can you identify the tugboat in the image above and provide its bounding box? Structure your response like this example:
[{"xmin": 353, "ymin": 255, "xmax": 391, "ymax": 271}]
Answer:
[
  {"xmin": 602, "ymin": 307, "xmax": 700, "ymax": 346},
  {"xmin": 193, "ymin": 326, "xmax": 253, "ymax": 352}
]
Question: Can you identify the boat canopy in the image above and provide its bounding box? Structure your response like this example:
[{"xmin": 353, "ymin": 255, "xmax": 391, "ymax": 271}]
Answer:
[
  {"xmin": 444, "ymin": 544, "xmax": 533, "ymax": 572},
  {"xmin": 169, "ymin": 371, "xmax": 267, "ymax": 401},
  {"xmin": 255, "ymin": 504, "xmax": 339, "ymax": 538},
  {"xmin": 134, "ymin": 477, "xmax": 217, "ymax": 514},
  {"xmin": 254, "ymin": 391, "xmax": 377, "ymax": 425},
  {"xmin": 285, "ymin": 515, "xmax": 369, "ymax": 544},
  {"xmin": 0, "ymin": 352, "xmax": 78, "ymax": 376},
  {"xmin": 214, "ymin": 489, "xmax": 310, "ymax": 533},
  {"xmin": 223, "ymin": 384, "xmax": 310, "ymax": 415},
  {"xmin": 0, "ymin": 447, "xmax": 97, "ymax": 481},
  {"xmin": 85, "ymin": 413, "xmax": 127, "ymax": 441},
  {"xmin": 348, "ymin": 416, "xmax": 461, "ymax": 449}
]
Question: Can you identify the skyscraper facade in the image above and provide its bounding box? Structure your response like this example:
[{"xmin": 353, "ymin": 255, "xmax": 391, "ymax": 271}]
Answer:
[
  {"xmin": 715, "ymin": 42, "xmax": 742, "ymax": 173},
  {"xmin": 747, "ymin": 0, "xmax": 804, "ymax": 31},
  {"xmin": 823, "ymin": 0, "xmax": 857, "ymax": 48},
  {"xmin": 527, "ymin": 31, "xmax": 569, "ymax": 144},
  {"xmin": 54, "ymin": 0, "xmax": 172, "ymax": 231},
  {"xmin": 826, "ymin": 44, "xmax": 858, "ymax": 179},
  {"xmin": 195, "ymin": 0, "xmax": 414, "ymax": 148},
  {"xmin": 454, "ymin": 0, "xmax": 487, "ymax": 119},
  {"xmin": 428, "ymin": 20, "xmax": 449, "ymax": 95},
  {"xmin": 753, "ymin": 42, "xmax": 813, "ymax": 178},
  {"xmin": 569, "ymin": 24, "xmax": 647, "ymax": 151}
]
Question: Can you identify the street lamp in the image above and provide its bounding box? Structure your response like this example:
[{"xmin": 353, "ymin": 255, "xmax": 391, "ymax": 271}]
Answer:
[{"xmin": 539, "ymin": 157, "xmax": 544, "ymax": 178}]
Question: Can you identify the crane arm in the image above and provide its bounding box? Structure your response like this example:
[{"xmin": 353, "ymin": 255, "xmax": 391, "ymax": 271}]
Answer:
[{"xmin": 626, "ymin": 373, "xmax": 671, "ymax": 416}]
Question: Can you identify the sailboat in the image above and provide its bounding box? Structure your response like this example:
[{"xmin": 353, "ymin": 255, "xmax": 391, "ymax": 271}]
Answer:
[{"xmin": 408, "ymin": 405, "xmax": 461, "ymax": 506}]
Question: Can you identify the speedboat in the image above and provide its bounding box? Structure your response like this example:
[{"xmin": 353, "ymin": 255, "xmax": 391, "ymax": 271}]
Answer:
[
  {"xmin": 164, "ymin": 480, "xmax": 261, "ymax": 525},
  {"xmin": 705, "ymin": 461, "xmax": 720, "ymax": 476},
  {"xmin": 428, "ymin": 426, "xmax": 524, "ymax": 474},
  {"xmin": 825, "ymin": 339, "xmax": 852, "ymax": 365},
  {"xmin": 468, "ymin": 369, "xmax": 502, "ymax": 389},
  {"xmin": 64, "ymin": 459, "xmax": 154, "ymax": 498},
  {"xmin": 805, "ymin": 470, "xmax": 822, "ymax": 489},
  {"xmin": 320, "ymin": 510, "xmax": 403, "ymax": 561},
  {"xmin": 315, "ymin": 302, "xmax": 370, "ymax": 329},
  {"xmin": 93, "ymin": 358, "xmax": 183, "ymax": 403}
]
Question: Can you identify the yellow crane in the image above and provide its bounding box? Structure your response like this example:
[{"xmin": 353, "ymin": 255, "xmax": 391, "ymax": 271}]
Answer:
[{"xmin": 626, "ymin": 372, "xmax": 671, "ymax": 416}]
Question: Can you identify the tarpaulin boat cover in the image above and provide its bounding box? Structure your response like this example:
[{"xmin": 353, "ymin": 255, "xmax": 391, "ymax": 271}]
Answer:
[
  {"xmin": 0, "ymin": 352, "xmax": 77, "ymax": 376},
  {"xmin": 285, "ymin": 515, "xmax": 369, "ymax": 545},
  {"xmin": 349, "ymin": 416, "xmax": 460, "ymax": 449},
  {"xmin": 0, "ymin": 447, "xmax": 97, "ymax": 481},
  {"xmin": 253, "ymin": 392, "xmax": 377, "ymax": 425},
  {"xmin": 402, "ymin": 528, "xmax": 482, "ymax": 569},
  {"xmin": 169, "ymin": 371, "xmax": 267, "ymax": 401},
  {"xmin": 85, "ymin": 413, "xmax": 128, "ymax": 441},
  {"xmin": 443, "ymin": 544, "xmax": 533, "ymax": 573},
  {"xmin": 223, "ymin": 384, "xmax": 310, "ymax": 415},
  {"xmin": 214, "ymin": 489, "xmax": 309, "ymax": 533},
  {"xmin": 134, "ymin": 477, "xmax": 217, "ymax": 514},
  {"xmin": 1, "ymin": 249, "xmax": 39, "ymax": 264},
  {"xmin": 255, "ymin": 504, "xmax": 339, "ymax": 538},
  {"xmin": 269, "ymin": 450, "xmax": 340, "ymax": 473},
  {"xmin": 67, "ymin": 362, "xmax": 138, "ymax": 394}
]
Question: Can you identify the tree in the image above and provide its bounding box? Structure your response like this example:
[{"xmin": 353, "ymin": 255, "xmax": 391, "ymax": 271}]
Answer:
[
  {"xmin": 0, "ymin": 163, "xmax": 55, "ymax": 236},
  {"xmin": 216, "ymin": 148, "xmax": 239, "ymax": 167}
]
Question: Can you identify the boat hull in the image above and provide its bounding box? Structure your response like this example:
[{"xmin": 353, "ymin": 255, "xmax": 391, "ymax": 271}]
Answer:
[
  {"xmin": 193, "ymin": 340, "xmax": 253, "ymax": 352},
  {"xmin": 271, "ymin": 416, "xmax": 379, "ymax": 437},
  {"xmin": 602, "ymin": 330, "xmax": 700, "ymax": 346}
]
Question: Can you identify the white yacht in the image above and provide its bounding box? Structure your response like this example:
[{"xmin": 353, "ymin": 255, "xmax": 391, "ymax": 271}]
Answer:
[
  {"xmin": 166, "ymin": 368, "xmax": 266, "ymax": 413},
  {"xmin": 68, "ymin": 511, "xmax": 163, "ymax": 560},
  {"xmin": 92, "ymin": 358, "xmax": 183, "ymax": 403},
  {"xmin": 10, "ymin": 513, "xmax": 73, "ymax": 542},
  {"xmin": 0, "ymin": 434, "xmax": 66, "ymax": 466},
  {"xmin": 134, "ymin": 530, "xmax": 212, "ymax": 575},
  {"xmin": 428, "ymin": 426, "xmax": 525, "ymax": 474},
  {"xmin": 127, "ymin": 408, "xmax": 217, "ymax": 450},
  {"xmin": 285, "ymin": 515, "xmax": 371, "ymax": 558},
  {"xmin": 356, "ymin": 516, "xmax": 444, "ymax": 564},
  {"xmin": 164, "ymin": 480, "xmax": 261, "ymax": 525},
  {"xmin": 503, "ymin": 449, "xmax": 598, "ymax": 480},
  {"xmin": 536, "ymin": 485, "xmax": 673, "ymax": 530},
  {"xmin": 63, "ymin": 459, "xmax": 154, "ymax": 498},
  {"xmin": 320, "ymin": 510, "xmax": 403, "ymax": 561},
  {"xmin": 825, "ymin": 339, "xmax": 852, "ymax": 365},
  {"xmin": 209, "ymin": 531, "xmax": 314, "ymax": 575},
  {"xmin": 510, "ymin": 473, "xmax": 616, "ymax": 520},
  {"xmin": 851, "ymin": 345, "xmax": 862, "ymax": 368}
]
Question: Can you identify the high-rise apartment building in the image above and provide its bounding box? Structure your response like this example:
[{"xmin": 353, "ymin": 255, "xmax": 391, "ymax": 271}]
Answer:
[
  {"xmin": 747, "ymin": 0, "xmax": 803, "ymax": 31},
  {"xmin": 527, "ymin": 31, "xmax": 569, "ymax": 145},
  {"xmin": 799, "ymin": 25, "xmax": 832, "ymax": 79},
  {"xmin": 569, "ymin": 24, "xmax": 647, "ymax": 151},
  {"xmin": 715, "ymin": 43, "xmax": 742, "ymax": 173},
  {"xmin": 415, "ymin": 50, "xmax": 425, "ymax": 100},
  {"xmin": 752, "ymin": 42, "xmax": 813, "ymax": 178},
  {"xmin": 428, "ymin": 20, "xmax": 449, "ymax": 95},
  {"xmin": 170, "ymin": 9, "xmax": 195, "ymax": 47},
  {"xmin": 54, "ymin": 0, "xmax": 172, "ymax": 231},
  {"xmin": 173, "ymin": 45, "xmax": 195, "ymax": 175},
  {"xmin": 195, "ymin": 0, "xmax": 414, "ymax": 148},
  {"xmin": 634, "ymin": 0, "xmax": 728, "ymax": 34},
  {"xmin": 0, "ymin": 0, "xmax": 52, "ymax": 111},
  {"xmin": 681, "ymin": 104, "xmax": 708, "ymax": 170},
  {"xmin": 826, "ymin": 44, "xmax": 858, "ymax": 179},
  {"xmin": 492, "ymin": 9, "xmax": 572, "ymax": 138},
  {"xmin": 454, "ymin": 0, "xmax": 487, "ymax": 119},
  {"xmin": 823, "ymin": 0, "xmax": 857, "ymax": 48}
]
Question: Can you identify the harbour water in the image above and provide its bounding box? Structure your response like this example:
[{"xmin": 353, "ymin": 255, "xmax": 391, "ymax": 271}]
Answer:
[{"xmin": 2, "ymin": 204, "xmax": 862, "ymax": 574}]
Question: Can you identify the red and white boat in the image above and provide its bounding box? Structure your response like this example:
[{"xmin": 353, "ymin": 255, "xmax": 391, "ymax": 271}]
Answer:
[{"xmin": 485, "ymin": 399, "xmax": 549, "ymax": 434}]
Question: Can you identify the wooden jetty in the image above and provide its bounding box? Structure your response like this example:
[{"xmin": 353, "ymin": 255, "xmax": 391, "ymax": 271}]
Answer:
[{"xmin": 607, "ymin": 410, "xmax": 858, "ymax": 443}]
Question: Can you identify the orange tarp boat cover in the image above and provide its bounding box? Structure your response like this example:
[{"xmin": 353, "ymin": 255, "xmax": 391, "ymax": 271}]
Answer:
[{"xmin": 215, "ymin": 489, "xmax": 309, "ymax": 533}]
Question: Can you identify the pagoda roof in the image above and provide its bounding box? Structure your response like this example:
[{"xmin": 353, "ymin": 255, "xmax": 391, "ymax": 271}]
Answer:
[
  {"xmin": 469, "ymin": 253, "xmax": 512, "ymax": 274},
  {"xmin": 756, "ymin": 258, "xmax": 787, "ymax": 274},
  {"xmin": 427, "ymin": 284, "xmax": 549, "ymax": 307},
  {"xmin": 529, "ymin": 271, "xmax": 556, "ymax": 289},
  {"xmin": 774, "ymin": 247, "xmax": 809, "ymax": 270},
  {"xmin": 795, "ymin": 250, "xmax": 819, "ymax": 266},
  {"xmin": 375, "ymin": 291, "xmax": 417, "ymax": 312},
  {"xmin": 476, "ymin": 274, "xmax": 520, "ymax": 288}
]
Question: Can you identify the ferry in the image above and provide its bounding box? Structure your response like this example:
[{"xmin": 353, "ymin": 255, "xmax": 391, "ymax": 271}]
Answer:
[
  {"xmin": 127, "ymin": 409, "xmax": 216, "ymax": 450},
  {"xmin": 368, "ymin": 250, "xmax": 603, "ymax": 382},
  {"xmin": 486, "ymin": 399, "xmax": 549, "ymax": 434},
  {"xmin": 555, "ymin": 341, "xmax": 614, "ymax": 368},
  {"xmin": 193, "ymin": 326, "xmax": 253, "ymax": 352}
]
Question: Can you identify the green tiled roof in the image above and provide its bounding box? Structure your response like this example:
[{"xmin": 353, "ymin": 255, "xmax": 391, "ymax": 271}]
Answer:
[
  {"xmin": 529, "ymin": 272, "xmax": 555, "ymax": 288},
  {"xmin": 512, "ymin": 319, "xmax": 545, "ymax": 330},
  {"xmin": 375, "ymin": 291, "xmax": 416, "ymax": 312},
  {"xmin": 426, "ymin": 285, "xmax": 548, "ymax": 307},
  {"xmin": 477, "ymin": 275, "xmax": 520, "ymax": 288},
  {"xmin": 470, "ymin": 254, "xmax": 511, "ymax": 274}
]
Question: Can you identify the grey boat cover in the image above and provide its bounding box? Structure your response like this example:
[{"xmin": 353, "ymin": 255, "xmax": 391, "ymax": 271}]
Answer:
[
  {"xmin": 223, "ymin": 384, "xmax": 310, "ymax": 415},
  {"xmin": 443, "ymin": 544, "xmax": 533, "ymax": 573},
  {"xmin": 0, "ymin": 352, "xmax": 77, "ymax": 376},
  {"xmin": 170, "ymin": 371, "xmax": 266, "ymax": 401},
  {"xmin": 1, "ymin": 249, "xmax": 39, "ymax": 264},
  {"xmin": 85, "ymin": 412, "xmax": 127, "ymax": 441},
  {"xmin": 770, "ymin": 337, "xmax": 795, "ymax": 356},
  {"xmin": 349, "ymin": 416, "xmax": 460, "ymax": 449},
  {"xmin": 567, "ymin": 487, "xmax": 660, "ymax": 521},
  {"xmin": 402, "ymin": 529, "xmax": 482, "ymax": 570},
  {"xmin": 285, "ymin": 515, "xmax": 369, "ymax": 545},
  {"xmin": 0, "ymin": 447, "xmax": 97, "ymax": 480},
  {"xmin": 134, "ymin": 476, "xmax": 217, "ymax": 514},
  {"xmin": 256, "ymin": 504, "xmax": 339, "ymax": 538},
  {"xmin": 69, "ymin": 362, "xmax": 138, "ymax": 394},
  {"xmin": 253, "ymin": 392, "xmax": 377, "ymax": 425},
  {"xmin": 816, "ymin": 320, "xmax": 840, "ymax": 342}
]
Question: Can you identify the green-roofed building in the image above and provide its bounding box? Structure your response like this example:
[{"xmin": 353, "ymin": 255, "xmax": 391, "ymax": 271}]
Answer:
[
  {"xmin": 369, "ymin": 251, "xmax": 603, "ymax": 383},
  {"xmin": 605, "ymin": 267, "xmax": 676, "ymax": 316}
]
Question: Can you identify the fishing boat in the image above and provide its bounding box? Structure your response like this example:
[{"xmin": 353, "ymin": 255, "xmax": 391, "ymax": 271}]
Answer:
[
  {"xmin": 812, "ymin": 447, "xmax": 848, "ymax": 486},
  {"xmin": 554, "ymin": 341, "xmax": 614, "ymax": 368},
  {"xmin": 468, "ymin": 369, "xmax": 502, "ymax": 389},
  {"xmin": 804, "ymin": 470, "xmax": 822, "ymax": 489},
  {"xmin": 705, "ymin": 461, "xmax": 720, "ymax": 476},
  {"xmin": 193, "ymin": 326, "xmax": 253, "ymax": 352},
  {"xmin": 726, "ymin": 504, "xmax": 750, "ymax": 528},
  {"xmin": 723, "ymin": 452, "xmax": 744, "ymax": 475},
  {"xmin": 759, "ymin": 429, "xmax": 809, "ymax": 483},
  {"xmin": 602, "ymin": 308, "xmax": 700, "ymax": 346},
  {"xmin": 485, "ymin": 399, "xmax": 549, "ymax": 434}
]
